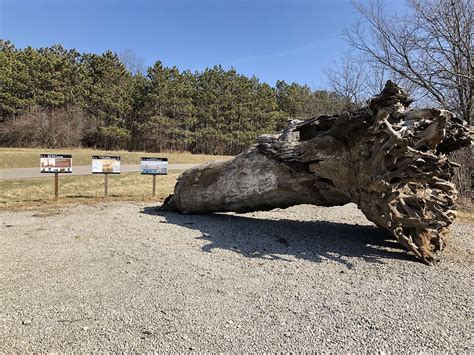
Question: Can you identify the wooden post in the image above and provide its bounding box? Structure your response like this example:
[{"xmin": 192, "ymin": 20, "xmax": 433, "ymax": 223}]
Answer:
[
  {"xmin": 152, "ymin": 174, "xmax": 156, "ymax": 197},
  {"xmin": 54, "ymin": 172, "xmax": 59, "ymax": 201},
  {"xmin": 104, "ymin": 173, "xmax": 108, "ymax": 200}
]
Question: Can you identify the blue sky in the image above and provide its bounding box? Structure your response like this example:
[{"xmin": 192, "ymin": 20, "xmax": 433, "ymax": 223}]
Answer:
[{"xmin": 0, "ymin": 0, "xmax": 406, "ymax": 88}]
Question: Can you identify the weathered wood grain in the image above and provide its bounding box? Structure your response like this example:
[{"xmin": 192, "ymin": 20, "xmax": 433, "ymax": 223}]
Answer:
[{"xmin": 163, "ymin": 81, "xmax": 472, "ymax": 264}]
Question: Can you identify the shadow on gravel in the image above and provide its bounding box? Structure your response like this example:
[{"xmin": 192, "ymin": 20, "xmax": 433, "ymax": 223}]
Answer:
[{"xmin": 141, "ymin": 207, "xmax": 416, "ymax": 268}]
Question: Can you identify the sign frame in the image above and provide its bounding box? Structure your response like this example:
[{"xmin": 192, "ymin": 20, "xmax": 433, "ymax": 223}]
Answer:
[
  {"xmin": 91, "ymin": 156, "xmax": 121, "ymax": 175},
  {"xmin": 40, "ymin": 154, "xmax": 72, "ymax": 174},
  {"xmin": 40, "ymin": 153, "xmax": 72, "ymax": 201},
  {"xmin": 140, "ymin": 157, "xmax": 168, "ymax": 176},
  {"xmin": 141, "ymin": 157, "xmax": 168, "ymax": 197}
]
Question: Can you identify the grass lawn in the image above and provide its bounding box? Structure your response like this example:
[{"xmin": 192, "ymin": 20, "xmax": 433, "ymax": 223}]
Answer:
[
  {"xmin": 0, "ymin": 172, "xmax": 181, "ymax": 210},
  {"xmin": 0, "ymin": 147, "xmax": 230, "ymax": 169}
]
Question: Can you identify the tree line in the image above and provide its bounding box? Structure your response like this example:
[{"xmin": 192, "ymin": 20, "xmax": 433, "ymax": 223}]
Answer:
[
  {"xmin": 0, "ymin": 40, "xmax": 348, "ymax": 155},
  {"xmin": 1, "ymin": 0, "xmax": 470, "ymax": 155}
]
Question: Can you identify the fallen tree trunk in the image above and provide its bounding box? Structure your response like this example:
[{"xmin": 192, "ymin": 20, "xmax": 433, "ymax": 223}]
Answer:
[{"xmin": 162, "ymin": 81, "xmax": 472, "ymax": 264}]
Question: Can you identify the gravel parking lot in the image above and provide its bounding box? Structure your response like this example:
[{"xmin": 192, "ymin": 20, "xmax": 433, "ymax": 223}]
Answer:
[{"xmin": 1, "ymin": 202, "xmax": 472, "ymax": 352}]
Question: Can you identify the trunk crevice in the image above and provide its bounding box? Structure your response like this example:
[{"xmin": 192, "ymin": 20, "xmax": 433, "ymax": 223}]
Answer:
[{"xmin": 162, "ymin": 81, "xmax": 472, "ymax": 265}]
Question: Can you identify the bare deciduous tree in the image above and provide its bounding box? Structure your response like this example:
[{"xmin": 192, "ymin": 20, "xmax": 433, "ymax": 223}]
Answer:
[
  {"xmin": 325, "ymin": 53, "xmax": 421, "ymax": 109},
  {"xmin": 343, "ymin": 0, "xmax": 473, "ymax": 124},
  {"xmin": 0, "ymin": 106, "xmax": 86, "ymax": 148},
  {"xmin": 119, "ymin": 48, "xmax": 145, "ymax": 75},
  {"xmin": 325, "ymin": 54, "xmax": 369, "ymax": 108}
]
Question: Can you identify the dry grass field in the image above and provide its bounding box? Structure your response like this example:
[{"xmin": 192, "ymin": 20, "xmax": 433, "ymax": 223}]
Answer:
[
  {"xmin": 458, "ymin": 210, "xmax": 474, "ymax": 223},
  {"xmin": 0, "ymin": 172, "xmax": 181, "ymax": 210},
  {"xmin": 0, "ymin": 148, "xmax": 231, "ymax": 209},
  {"xmin": 0, "ymin": 148, "xmax": 229, "ymax": 169}
]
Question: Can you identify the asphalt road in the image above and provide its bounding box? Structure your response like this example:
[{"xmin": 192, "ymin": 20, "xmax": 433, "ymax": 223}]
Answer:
[{"xmin": 0, "ymin": 164, "xmax": 199, "ymax": 180}]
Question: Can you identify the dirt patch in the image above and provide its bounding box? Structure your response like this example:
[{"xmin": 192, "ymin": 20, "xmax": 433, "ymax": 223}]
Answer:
[{"xmin": 32, "ymin": 210, "xmax": 62, "ymax": 218}]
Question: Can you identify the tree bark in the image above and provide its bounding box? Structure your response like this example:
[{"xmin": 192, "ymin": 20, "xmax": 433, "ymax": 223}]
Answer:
[{"xmin": 162, "ymin": 81, "xmax": 472, "ymax": 265}]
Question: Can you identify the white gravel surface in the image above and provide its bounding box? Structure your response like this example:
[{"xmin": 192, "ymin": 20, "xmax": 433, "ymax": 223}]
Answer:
[{"xmin": 1, "ymin": 202, "xmax": 472, "ymax": 352}]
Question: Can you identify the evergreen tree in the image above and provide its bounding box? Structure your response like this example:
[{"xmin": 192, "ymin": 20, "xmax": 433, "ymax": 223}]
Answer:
[
  {"xmin": 81, "ymin": 51, "xmax": 133, "ymax": 149},
  {"xmin": 0, "ymin": 41, "xmax": 35, "ymax": 120},
  {"xmin": 0, "ymin": 40, "xmax": 349, "ymax": 154}
]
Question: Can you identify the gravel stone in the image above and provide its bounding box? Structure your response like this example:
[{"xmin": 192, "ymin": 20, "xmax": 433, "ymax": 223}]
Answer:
[{"xmin": 0, "ymin": 202, "xmax": 472, "ymax": 352}]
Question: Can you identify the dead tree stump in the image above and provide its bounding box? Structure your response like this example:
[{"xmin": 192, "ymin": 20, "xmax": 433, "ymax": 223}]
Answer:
[{"xmin": 162, "ymin": 81, "xmax": 472, "ymax": 264}]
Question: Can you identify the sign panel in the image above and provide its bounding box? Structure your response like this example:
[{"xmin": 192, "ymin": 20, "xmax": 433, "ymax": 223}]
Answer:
[
  {"xmin": 141, "ymin": 157, "xmax": 168, "ymax": 175},
  {"xmin": 92, "ymin": 156, "xmax": 121, "ymax": 174},
  {"xmin": 40, "ymin": 154, "xmax": 72, "ymax": 173}
]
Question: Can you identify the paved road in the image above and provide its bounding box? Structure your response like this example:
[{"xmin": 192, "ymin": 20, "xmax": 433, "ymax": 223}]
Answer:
[{"xmin": 0, "ymin": 164, "xmax": 199, "ymax": 180}]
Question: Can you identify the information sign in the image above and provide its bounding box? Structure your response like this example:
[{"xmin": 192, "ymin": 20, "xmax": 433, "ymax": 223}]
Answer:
[
  {"xmin": 140, "ymin": 157, "xmax": 168, "ymax": 175},
  {"xmin": 40, "ymin": 154, "xmax": 72, "ymax": 173},
  {"xmin": 92, "ymin": 156, "xmax": 121, "ymax": 174}
]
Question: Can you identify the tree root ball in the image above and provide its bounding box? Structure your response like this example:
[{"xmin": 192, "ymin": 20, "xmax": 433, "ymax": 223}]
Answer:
[{"xmin": 162, "ymin": 81, "xmax": 472, "ymax": 265}]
